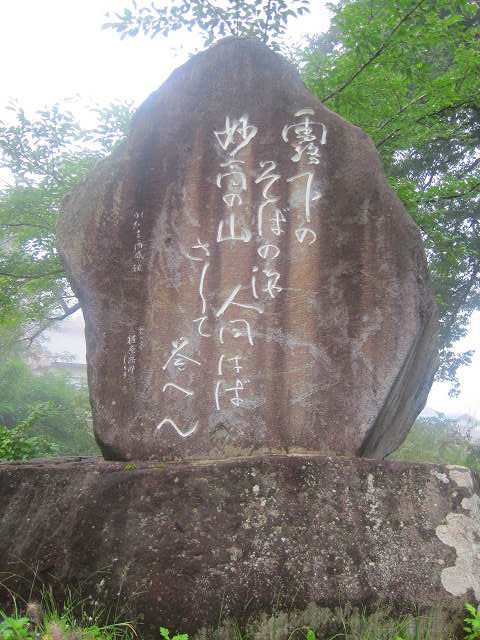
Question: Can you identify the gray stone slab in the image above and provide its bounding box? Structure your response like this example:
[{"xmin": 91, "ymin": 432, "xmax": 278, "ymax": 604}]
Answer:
[{"xmin": 0, "ymin": 455, "xmax": 477, "ymax": 637}]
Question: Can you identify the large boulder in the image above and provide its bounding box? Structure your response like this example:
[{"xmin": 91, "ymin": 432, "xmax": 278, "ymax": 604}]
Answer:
[
  {"xmin": 0, "ymin": 456, "xmax": 478, "ymax": 638},
  {"xmin": 57, "ymin": 37, "xmax": 438, "ymax": 461}
]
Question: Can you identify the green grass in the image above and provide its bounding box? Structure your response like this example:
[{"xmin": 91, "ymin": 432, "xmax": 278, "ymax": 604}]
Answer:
[
  {"xmin": 0, "ymin": 588, "xmax": 136, "ymax": 640},
  {"xmin": 2, "ymin": 597, "xmax": 478, "ymax": 640},
  {"xmin": 229, "ymin": 605, "xmax": 464, "ymax": 640}
]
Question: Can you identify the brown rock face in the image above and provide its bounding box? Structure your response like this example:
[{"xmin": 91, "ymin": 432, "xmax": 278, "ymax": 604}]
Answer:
[
  {"xmin": 0, "ymin": 457, "xmax": 478, "ymax": 637},
  {"xmin": 57, "ymin": 37, "xmax": 437, "ymax": 461}
]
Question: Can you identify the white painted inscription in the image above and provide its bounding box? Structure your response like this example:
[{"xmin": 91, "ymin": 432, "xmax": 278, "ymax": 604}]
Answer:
[
  {"xmin": 132, "ymin": 210, "xmax": 146, "ymax": 272},
  {"xmin": 157, "ymin": 107, "xmax": 327, "ymax": 439}
]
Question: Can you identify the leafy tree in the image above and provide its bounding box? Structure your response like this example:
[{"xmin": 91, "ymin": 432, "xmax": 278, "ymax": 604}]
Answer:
[
  {"xmin": 391, "ymin": 414, "xmax": 480, "ymax": 472},
  {"xmin": 0, "ymin": 350, "xmax": 99, "ymax": 456},
  {"xmin": 302, "ymin": 0, "xmax": 480, "ymax": 391},
  {"xmin": 0, "ymin": 101, "xmax": 134, "ymax": 348},
  {"xmin": 103, "ymin": 0, "xmax": 310, "ymax": 49},
  {"xmin": 0, "ymin": 404, "xmax": 59, "ymax": 461}
]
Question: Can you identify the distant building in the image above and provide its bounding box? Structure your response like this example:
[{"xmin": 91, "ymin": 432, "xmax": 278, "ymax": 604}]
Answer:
[
  {"xmin": 35, "ymin": 361, "xmax": 88, "ymax": 387},
  {"xmin": 28, "ymin": 349, "xmax": 88, "ymax": 388}
]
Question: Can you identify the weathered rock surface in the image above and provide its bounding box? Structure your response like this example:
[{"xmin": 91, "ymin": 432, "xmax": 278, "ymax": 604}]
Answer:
[
  {"xmin": 0, "ymin": 456, "xmax": 477, "ymax": 637},
  {"xmin": 57, "ymin": 37, "xmax": 438, "ymax": 461}
]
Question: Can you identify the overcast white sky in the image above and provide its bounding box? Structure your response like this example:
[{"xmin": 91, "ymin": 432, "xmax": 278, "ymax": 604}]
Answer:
[
  {"xmin": 0, "ymin": 0, "xmax": 331, "ymax": 112},
  {"xmin": 1, "ymin": 0, "xmax": 478, "ymax": 417}
]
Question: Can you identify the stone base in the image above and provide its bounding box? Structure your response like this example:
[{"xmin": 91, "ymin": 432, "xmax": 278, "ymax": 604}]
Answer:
[{"xmin": 0, "ymin": 455, "xmax": 478, "ymax": 637}]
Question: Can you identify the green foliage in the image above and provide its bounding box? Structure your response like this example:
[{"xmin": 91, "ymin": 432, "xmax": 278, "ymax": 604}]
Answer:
[
  {"xmin": 0, "ymin": 614, "xmax": 30, "ymax": 640},
  {"xmin": 103, "ymin": 0, "xmax": 310, "ymax": 50},
  {"xmin": 0, "ymin": 351, "xmax": 98, "ymax": 457},
  {"xmin": 464, "ymin": 604, "xmax": 480, "ymax": 640},
  {"xmin": 0, "ymin": 601, "xmax": 469, "ymax": 640},
  {"xmin": 0, "ymin": 587, "xmax": 137, "ymax": 640},
  {"xmin": 39, "ymin": 619, "xmax": 135, "ymax": 640},
  {"xmin": 302, "ymin": 0, "xmax": 480, "ymax": 390},
  {"xmin": 332, "ymin": 607, "xmax": 452, "ymax": 640},
  {"xmin": 0, "ymin": 101, "xmax": 134, "ymax": 346},
  {"xmin": 159, "ymin": 627, "xmax": 188, "ymax": 640},
  {"xmin": 229, "ymin": 606, "xmax": 456, "ymax": 640},
  {"xmin": 0, "ymin": 404, "xmax": 58, "ymax": 461},
  {"xmin": 391, "ymin": 416, "xmax": 480, "ymax": 472},
  {"xmin": 285, "ymin": 627, "xmax": 316, "ymax": 640}
]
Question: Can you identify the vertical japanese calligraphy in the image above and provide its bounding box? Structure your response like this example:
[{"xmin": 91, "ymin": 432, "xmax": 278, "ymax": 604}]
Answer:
[
  {"xmin": 123, "ymin": 327, "xmax": 144, "ymax": 380},
  {"xmin": 132, "ymin": 210, "xmax": 146, "ymax": 272},
  {"xmin": 214, "ymin": 115, "xmax": 259, "ymax": 413},
  {"xmin": 156, "ymin": 108, "xmax": 327, "ymax": 440},
  {"xmin": 282, "ymin": 109, "xmax": 327, "ymax": 245}
]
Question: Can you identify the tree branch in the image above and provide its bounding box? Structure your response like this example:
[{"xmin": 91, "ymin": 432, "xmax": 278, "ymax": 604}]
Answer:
[
  {"xmin": 374, "ymin": 93, "xmax": 427, "ymax": 132},
  {"xmin": 424, "ymin": 171, "xmax": 437, "ymax": 189},
  {"xmin": 376, "ymin": 98, "xmax": 476, "ymax": 147},
  {"xmin": 321, "ymin": 0, "xmax": 428, "ymax": 103},
  {"xmin": 416, "ymin": 97, "xmax": 476, "ymax": 123},
  {"xmin": 0, "ymin": 270, "xmax": 63, "ymax": 280},
  {"xmin": 0, "ymin": 223, "xmax": 54, "ymax": 231},
  {"xmin": 422, "ymin": 181, "xmax": 480, "ymax": 204},
  {"xmin": 262, "ymin": 0, "xmax": 273, "ymax": 43},
  {"xmin": 458, "ymin": 157, "xmax": 480, "ymax": 179},
  {"xmin": 20, "ymin": 302, "xmax": 81, "ymax": 345},
  {"xmin": 47, "ymin": 302, "xmax": 81, "ymax": 322},
  {"xmin": 201, "ymin": 0, "xmax": 236, "ymax": 36},
  {"xmin": 439, "ymin": 268, "xmax": 480, "ymax": 347}
]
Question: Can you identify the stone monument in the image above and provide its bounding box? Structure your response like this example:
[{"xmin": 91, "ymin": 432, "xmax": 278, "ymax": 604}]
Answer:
[
  {"xmin": 1, "ymin": 39, "xmax": 478, "ymax": 638},
  {"xmin": 57, "ymin": 37, "xmax": 438, "ymax": 462}
]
